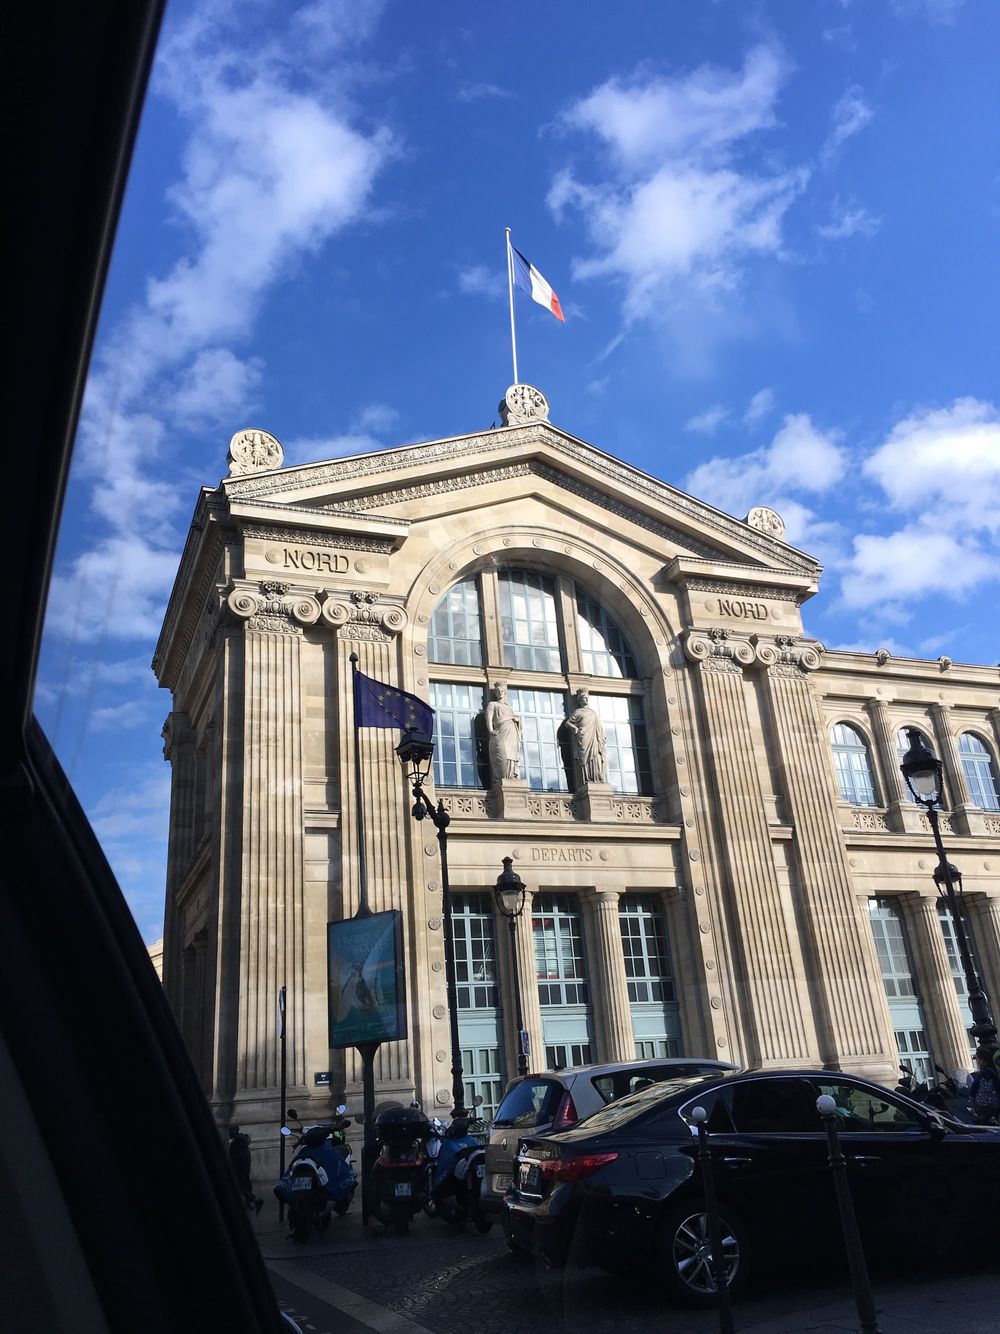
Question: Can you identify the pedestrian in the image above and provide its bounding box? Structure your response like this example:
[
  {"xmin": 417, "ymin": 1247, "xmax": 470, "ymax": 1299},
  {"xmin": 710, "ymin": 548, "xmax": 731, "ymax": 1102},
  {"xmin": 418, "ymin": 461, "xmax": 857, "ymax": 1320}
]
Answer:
[
  {"xmin": 968, "ymin": 1048, "xmax": 1000, "ymax": 1125},
  {"xmin": 228, "ymin": 1125, "xmax": 263, "ymax": 1214}
]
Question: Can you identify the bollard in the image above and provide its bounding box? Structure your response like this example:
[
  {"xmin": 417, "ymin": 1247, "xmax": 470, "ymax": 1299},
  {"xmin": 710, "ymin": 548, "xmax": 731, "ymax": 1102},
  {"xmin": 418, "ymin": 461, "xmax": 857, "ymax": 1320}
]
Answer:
[
  {"xmin": 816, "ymin": 1094, "xmax": 881, "ymax": 1334},
  {"xmin": 690, "ymin": 1106, "xmax": 735, "ymax": 1334}
]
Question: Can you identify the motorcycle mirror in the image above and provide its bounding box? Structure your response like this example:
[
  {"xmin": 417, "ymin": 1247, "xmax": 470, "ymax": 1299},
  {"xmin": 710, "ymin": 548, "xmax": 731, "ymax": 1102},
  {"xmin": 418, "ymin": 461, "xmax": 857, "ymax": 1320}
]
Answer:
[
  {"xmin": 285, "ymin": 1108, "xmax": 298, "ymax": 1120},
  {"xmin": 336, "ymin": 1104, "xmax": 347, "ymax": 1115},
  {"xmin": 280, "ymin": 1126, "xmax": 292, "ymax": 1136}
]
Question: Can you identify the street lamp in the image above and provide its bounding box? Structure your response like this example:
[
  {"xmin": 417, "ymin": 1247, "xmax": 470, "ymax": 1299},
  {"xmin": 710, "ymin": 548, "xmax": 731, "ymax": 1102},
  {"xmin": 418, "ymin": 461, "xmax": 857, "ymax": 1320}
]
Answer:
[
  {"xmin": 395, "ymin": 727, "xmax": 468, "ymax": 1118},
  {"xmin": 494, "ymin": 857, "xmax": 529, "ymax": 1078},
  {"xmin": 899, "ymin": 727, "xmax": 997, "ymax": 1050}
]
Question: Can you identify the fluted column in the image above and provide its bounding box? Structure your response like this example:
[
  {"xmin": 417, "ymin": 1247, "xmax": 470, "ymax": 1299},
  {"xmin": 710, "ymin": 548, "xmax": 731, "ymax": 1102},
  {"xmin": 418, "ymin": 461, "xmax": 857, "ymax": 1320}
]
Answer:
[
  {"xmin": 684, "ymin": 630, "xmax": 819, "ymax": 1068},
  {"xmin": 755, "ymin": 635, "xmax": 897, "ymax": 1082},
  {"xmin": 512, "ymin": 889, "xmax": 545, "ymax": 1076},
  {"xmin": 967, "ymin": 896, "xmax": 1000, "ymax": 1025},
  {"xmin": 899, "ymin": 893, "xmax": 971, "ymax": 1076},
  {"xmin": 161, "ymin": 712, "xmax": 196, "ymax": 1015},
  {"xmin": 582, "ymin": 889, "xmax": 635, "ymax": 1063}
]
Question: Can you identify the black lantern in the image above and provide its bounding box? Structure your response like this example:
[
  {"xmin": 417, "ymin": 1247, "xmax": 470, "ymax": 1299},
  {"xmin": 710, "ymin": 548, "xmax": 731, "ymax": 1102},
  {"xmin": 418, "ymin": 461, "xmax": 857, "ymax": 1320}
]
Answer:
[
  {"xmin": 494, "ymin": 856, "xmax": 530, "ymax": 1077},
  {"xmin": 395, "ymin": 727, "xmax": 435, "ymax": 786},
  {"xmin": 900, "ymin": 727, "xmax": 943, "ymax": 805},
  {"xmin": 494, "ymin": 856, "xmax": 526, "ymax": 919}
]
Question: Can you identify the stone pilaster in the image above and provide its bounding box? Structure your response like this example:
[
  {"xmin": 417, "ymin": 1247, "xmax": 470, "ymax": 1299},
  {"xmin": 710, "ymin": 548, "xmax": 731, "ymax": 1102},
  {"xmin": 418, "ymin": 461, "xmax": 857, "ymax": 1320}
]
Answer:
[
  {"xmin": 161, "ymin": 711, "xmax": 196, "ymax": 1015},
  {"xmin": 967, "ymin": 896, "xmax": 1000, "ymax": 1027},
  {"xmin": 582, "ymin": 889, "xmax": 635, "ymax": 1063},
  {"xmin": 899, "ymin": 893, "xmax": 972, "ymax": 1076},
  {"xmin": 508, "ymin": 888, "xmax": 544, "ymax": 1076},
  {"xmin": 930, "ymin": 703, "xmax": 980, "ymax": 834},
  {"xmin": 683, "ymin": 629, "xmax": 819, "ymax": 1068},
  {"xmin": 865, "ymin": 698, "xmax": 920, "ymax": 833},
  {"xmin": 754, "ymin": 635, "xmax": 897, "ymax": 1082}
]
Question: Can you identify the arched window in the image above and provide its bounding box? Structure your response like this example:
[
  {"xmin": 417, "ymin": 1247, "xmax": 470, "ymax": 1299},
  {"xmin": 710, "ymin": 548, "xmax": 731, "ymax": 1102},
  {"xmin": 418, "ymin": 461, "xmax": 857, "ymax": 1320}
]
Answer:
[
  {"xmin": 959, "ymin": 733, "xmax": 1000, "ymax": 811},
  {"xmin": 831, "ymin": 723, "xmax": 878, "ymax": 807},
  {"xmin": 427, "ymin": 567, "xmax": 652, "ymax": 795}
]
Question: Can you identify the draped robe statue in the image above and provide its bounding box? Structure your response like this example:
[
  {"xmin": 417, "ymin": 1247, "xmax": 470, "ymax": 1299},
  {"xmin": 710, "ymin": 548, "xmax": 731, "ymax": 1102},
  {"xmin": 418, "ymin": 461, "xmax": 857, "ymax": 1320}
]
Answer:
[
  {"xmin": 482, "ymin": 682, "xmax": 522, "ymax": 782},
  {"xmin": 565, "ymin": 689, "xmax": 607, "ymax": 784}
]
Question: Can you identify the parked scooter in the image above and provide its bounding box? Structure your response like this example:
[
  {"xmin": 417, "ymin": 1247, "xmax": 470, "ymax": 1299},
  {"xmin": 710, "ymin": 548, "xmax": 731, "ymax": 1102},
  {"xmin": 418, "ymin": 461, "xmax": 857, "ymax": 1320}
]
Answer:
[
  {"xmin": 369, "ymin": 1101, "xmax": 432, "ymax": 1234},
  {"xmin": 427, "ymin": 1113, "xmax": 492, "ymax": 1233},
  {"xmin": 274, "ymin": 1107, "xmax": 358, "ymax": 1242},
  {"xmin": 894, "ymin": 1064, "xmax": 975, "ymax": 1122}
]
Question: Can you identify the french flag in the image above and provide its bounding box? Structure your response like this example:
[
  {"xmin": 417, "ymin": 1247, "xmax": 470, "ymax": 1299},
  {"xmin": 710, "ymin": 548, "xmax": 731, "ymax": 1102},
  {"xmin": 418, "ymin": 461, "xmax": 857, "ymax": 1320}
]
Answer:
[{"xmin": 511, "ymin": 244, "xmax": 565, "ymax": 322}]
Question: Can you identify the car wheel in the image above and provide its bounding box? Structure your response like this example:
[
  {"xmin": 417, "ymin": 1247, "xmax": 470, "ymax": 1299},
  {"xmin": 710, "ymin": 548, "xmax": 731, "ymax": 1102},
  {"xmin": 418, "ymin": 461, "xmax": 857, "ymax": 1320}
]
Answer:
[{"xmin": 657, "ymin": 1200, "xmax": 747, "ymax": 1308}]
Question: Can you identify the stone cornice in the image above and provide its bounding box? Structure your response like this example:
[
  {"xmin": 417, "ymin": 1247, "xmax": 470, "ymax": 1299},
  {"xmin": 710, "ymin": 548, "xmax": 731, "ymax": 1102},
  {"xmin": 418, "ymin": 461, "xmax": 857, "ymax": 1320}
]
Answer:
[
  {"xmin": 153, "ymin": 490, "xmax": 229, "ymax": 693},
  {"xmin": 667, "ymin": 555, "xmax": 818, "ymax": 602},
  {"xmin": 820, "ymin": 648, "xmax": 1000, "ymax": 688},
  {"xmin": 218, "ymin": 420, "xmax": 819, "ymax": 575},
  {"xmin": 227, "ymin": 496, "xmax": 408, "ymax": 544}
]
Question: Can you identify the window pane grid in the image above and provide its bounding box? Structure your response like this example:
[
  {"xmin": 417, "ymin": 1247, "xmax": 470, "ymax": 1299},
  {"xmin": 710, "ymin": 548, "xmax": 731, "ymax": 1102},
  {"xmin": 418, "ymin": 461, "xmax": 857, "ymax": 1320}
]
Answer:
[
  {"xmin": 831, "ymin": 723, "xmax": 878, "ymax": 806},
  {"xmin": 534, "ymin": 895, "xmax": 589, "ymax": 1006},
  {"xmin": 619, "ymin": 895, "xmax": 676, "ymax": 1004},
  {"xmin": 509, "ymin": 687, "xmax": 569, "ymax": 791},
  {"xmin": 499, "ymin": 571, "xmax": 562, "ymax": 672},
  {"xmin": 430, "ymin": 682, "xmax": 484, "ymax": 789},
  {"xmin": 452, "ymin": 893, "xmax": 498, "ymax": 1010},
  {"xmin": 428, "ymin": 578, "xmax": 483, "ymax": 666},
  {"xmin": 592, "ymin": 693, "xmax": 652, "ymax": 795},
  {"xmin": 575, "ymin": 592, "xmax": 638, "ymax": 678}
]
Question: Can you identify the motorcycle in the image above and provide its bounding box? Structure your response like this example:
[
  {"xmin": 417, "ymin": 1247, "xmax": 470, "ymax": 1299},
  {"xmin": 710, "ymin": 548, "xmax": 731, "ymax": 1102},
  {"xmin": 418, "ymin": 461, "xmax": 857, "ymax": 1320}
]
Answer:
[
  {"xmin": 427, "ymin": 1113, "xmax": 492, "ymax": 1233},
  {"xmin": 369, "ymin": 1101, "xmax": 433, "ymax": 1234},
  {"xmin": 894, "ymin": 1064, "xmax": 975, "ymax": 1122},
  {"xmin": 274, "ymin": 1106, "xmax": 358, "ymax": 1242}
]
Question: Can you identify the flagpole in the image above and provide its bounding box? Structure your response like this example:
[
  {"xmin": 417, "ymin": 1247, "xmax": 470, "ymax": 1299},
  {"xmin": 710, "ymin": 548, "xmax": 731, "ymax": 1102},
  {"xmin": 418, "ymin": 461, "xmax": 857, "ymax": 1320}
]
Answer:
[
  {"xmin": 505, "ymin": 227, "xmax": 519, "ymax": 385},
  {"xmin": 349, "ymin": 653, "xmax": 371, "ymax": 918}
]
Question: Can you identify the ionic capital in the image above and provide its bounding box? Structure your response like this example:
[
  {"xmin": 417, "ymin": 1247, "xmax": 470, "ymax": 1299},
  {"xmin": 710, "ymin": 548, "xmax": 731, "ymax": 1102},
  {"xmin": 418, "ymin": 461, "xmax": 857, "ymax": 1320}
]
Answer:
[
  {"xmin": 750, "ymin": 633, "xmax": 823, "ymax": 675},
  {"xmin": 320, "ymin": 588, "xmax": 407, "ymax": 642},
  {"xmin": 683, "ymin": 627, "xmax": 755, "ymax": 672},
  {"xmin": 224, "ymin": 580, "xmax": 321, "ymax": 634}
]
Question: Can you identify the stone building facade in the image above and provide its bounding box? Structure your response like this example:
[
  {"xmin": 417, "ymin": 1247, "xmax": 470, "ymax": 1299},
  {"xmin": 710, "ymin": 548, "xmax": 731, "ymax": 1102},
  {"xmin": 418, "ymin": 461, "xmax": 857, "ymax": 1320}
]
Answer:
[{"xmin": 153, "ymin": 392, "xmax": 1000, "ymax": 1171}]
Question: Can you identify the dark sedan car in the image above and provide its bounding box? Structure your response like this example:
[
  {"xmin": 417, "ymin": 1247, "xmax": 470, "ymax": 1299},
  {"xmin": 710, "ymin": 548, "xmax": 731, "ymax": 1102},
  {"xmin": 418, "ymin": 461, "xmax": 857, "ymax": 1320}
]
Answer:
[{"xmin": 505, "ymin": 1068, "xmax": 1000, "ymax": 1307}]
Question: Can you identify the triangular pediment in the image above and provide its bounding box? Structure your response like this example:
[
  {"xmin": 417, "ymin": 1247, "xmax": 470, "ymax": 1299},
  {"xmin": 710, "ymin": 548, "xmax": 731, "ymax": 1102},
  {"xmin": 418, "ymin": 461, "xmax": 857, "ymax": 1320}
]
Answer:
[{"xmin": 221, "ymin": 418, "xmax": 819, "ymax": 578}]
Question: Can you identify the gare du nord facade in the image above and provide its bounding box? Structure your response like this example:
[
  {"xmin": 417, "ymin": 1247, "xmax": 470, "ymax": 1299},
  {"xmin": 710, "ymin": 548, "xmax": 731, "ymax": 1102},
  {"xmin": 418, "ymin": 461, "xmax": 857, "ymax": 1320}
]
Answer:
[{"xmin": 154, "ymin": 387, "xmax": 1000, "ymax": 1161}]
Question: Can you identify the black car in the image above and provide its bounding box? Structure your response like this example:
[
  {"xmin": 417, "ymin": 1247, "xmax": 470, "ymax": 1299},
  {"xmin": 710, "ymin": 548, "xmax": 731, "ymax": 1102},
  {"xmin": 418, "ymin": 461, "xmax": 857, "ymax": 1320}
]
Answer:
[{"xmin": 505, "ymin": 1068, "xmax": 1000, "ymax": 1307}]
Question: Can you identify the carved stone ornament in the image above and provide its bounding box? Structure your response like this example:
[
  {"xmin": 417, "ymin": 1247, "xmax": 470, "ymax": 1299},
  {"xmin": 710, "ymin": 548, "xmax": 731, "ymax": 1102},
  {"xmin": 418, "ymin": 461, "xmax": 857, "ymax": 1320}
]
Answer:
[
  {"xmin": 227, "ymin": 428, "xmax": 284, "ymax": 477},
  {"xmin": 684, "ymin": 627, "xmax": 755, "ymax": 671},
  {"xmin": 751, "ymin": 633, "xmax": 823, "ymax": 675},
  {"xmin": 499, "ymin": 383, "xmax": 549, "ymax": 426},
  {"xmin": 684, "ymin": 629, "xmax": 823, "ymax": 676},
  {"xmin": 225, "ymin": 580, "xmax": 321, "ymax": 633},
  {"xmin": 320, "ymin": 588, "xmax": 407, "ymax": 642},
  {"xmin": 875, "ymin": 647, "xmax": 891, "ymax": 667},
  {"xmin": 744, "ymin": 506, "xmax": 786, "ymax": 541}
]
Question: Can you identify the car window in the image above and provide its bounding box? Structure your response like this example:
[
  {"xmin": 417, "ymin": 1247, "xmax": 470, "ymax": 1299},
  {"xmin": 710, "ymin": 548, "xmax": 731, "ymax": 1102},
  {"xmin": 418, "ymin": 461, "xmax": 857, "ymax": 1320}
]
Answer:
[
  {"xmin": 727, "ymin": 1079, "xmax": 817, "ymax": 1134},
  {"xmin": 590, "ymin": 1063, "xmax": 726, "ymax": 1106},
  {"xmin": 492, "ymin": 1078, "xmax": 563, "ymax": 1129},
  {"xmin": 809, "ymin": 1080, "xmax": 925, "ymax": 1132},
  {"xmin": 556, "ymin": 1075, "xmax": 724, "ymax": 1140},
  {"xmin": 678, "ymin": 1088, "xmax": 737, "ymax": 1134}
]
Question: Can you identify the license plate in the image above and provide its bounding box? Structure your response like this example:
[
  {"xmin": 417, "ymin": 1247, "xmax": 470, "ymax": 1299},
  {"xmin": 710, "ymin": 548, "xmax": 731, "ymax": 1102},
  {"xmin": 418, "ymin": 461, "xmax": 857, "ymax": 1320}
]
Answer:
[
  {"xmin": 493, "ymin": 1173, "xmax": 512, "ymax": 1194},
  {"xmin": 393, "ymin": 1182, "xmax": 412, "ymax": 1197},
  {"xmin": 290, "ymin": 1177, "xmax": 313, "ymax": 1191},
  {"xmin": 519, "ymin": 1163, "xmax": 540, "ymax": 1193},
  {"xmin": 475, "ymin": 1162, "xmax": 485, "ymax": 1179}
]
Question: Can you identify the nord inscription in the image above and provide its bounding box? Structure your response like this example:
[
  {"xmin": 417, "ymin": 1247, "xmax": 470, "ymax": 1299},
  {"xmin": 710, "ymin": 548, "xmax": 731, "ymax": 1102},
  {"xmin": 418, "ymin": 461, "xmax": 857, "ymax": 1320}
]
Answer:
[
  {"xmin": 711, "ymin": 597, "xmax": 768, "ymax": 621},
  {"xmin": 266, "ymin": 546, "xmax": 349, "ymax": 574}
]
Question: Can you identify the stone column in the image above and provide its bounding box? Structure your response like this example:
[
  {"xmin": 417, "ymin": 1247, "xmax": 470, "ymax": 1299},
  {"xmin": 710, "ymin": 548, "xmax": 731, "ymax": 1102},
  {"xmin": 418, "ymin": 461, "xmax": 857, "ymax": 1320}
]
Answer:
[
  {"xmin": 508, "ymin": 888, "xmax": 544, "ymax": 1076},
  {"xmin": 683, "ymin": 630, "xmax": 820, "ymax": 1069},
  {"xmin": 967, "ymin": 896, "xmax": 1000, "ymax": 1029},
  {"xmin": 224, "ymin": 583, "xmax": 316, "ymax": 1116},
  {"xmin": 930, "ymin": 703, "xmax": 978, "ymax": 834},
  {"xmin": 754, "ymin": 635, "xmax": 898, "ymax": 1083},
  {"xmin": 581, "ymin": 889, "xmax": 635, "ymax": 1064},
  {"xmin": 899, "ymin": 893, "xmax": 971, "ymax": 1077},
  {"xmin": 161, "ymin": 712, "xmax": 196, "ymax": 1016},
  {"xmin": 865, "ymin": 698, "xmax": 920, "ymax": 833}
]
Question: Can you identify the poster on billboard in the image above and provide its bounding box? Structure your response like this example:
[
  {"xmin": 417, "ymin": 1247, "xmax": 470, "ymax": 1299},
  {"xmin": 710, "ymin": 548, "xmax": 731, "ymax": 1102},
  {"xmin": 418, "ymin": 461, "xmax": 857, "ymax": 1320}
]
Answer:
[{"xmin": 327, "ymin": 910, "xmax": 406, "ymax": 1048}]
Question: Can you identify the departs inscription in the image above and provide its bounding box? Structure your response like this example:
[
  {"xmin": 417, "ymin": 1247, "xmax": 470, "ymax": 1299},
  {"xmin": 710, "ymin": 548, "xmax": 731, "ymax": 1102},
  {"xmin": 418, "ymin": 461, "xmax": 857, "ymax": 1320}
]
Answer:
[
  {"xmin": 531, "ymin": 847, "xmax": 593, "ymax": 863},
  {"xmin": 266, "ymin": 546, "xmax": 349, "ymax": 574}
]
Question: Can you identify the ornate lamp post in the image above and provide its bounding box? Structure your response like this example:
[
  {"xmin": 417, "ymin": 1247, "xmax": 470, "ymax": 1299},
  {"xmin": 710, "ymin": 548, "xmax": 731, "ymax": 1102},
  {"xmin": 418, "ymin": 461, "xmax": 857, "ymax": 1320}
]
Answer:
[
  {"xmin": 494, "ymin": 857, "xmax": 529, "ymax": 1078},
  {"xmin": 395, "ymin": 728, "xmax": 468, "ymax": 1118},
  {"xmin": 899, "ymin": 727, "xmax": 997, "ymax": 1050}
]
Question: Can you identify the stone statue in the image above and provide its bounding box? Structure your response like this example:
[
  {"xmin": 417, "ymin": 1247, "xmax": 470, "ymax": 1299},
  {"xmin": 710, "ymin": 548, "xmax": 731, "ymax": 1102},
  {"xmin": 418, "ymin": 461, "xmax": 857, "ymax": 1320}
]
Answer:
[
  {"xmin": 565, "ymin": 688, "xmax": 607, "ymax": 785},
  {"xmin": 482, "ymin": 682, "xmax": 522, "ymax": 782}
]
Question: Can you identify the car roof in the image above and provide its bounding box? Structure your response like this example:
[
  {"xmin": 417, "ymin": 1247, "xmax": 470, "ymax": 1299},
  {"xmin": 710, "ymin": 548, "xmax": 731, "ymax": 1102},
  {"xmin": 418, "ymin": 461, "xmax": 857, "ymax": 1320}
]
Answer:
[{"xmin": 515, "ymin": 1057, "xmax": 737, "ymax": 1082}]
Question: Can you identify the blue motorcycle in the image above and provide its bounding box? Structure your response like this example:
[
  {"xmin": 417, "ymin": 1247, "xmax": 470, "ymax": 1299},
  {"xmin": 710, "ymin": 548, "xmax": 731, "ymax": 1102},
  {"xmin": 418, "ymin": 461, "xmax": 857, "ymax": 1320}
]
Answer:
[
  {"xmin": 427, "ymin": 1114, "xmax": 492, "ymax": 1233},
  {"xmin": 274, "ymin": 1112, "xmax": 357, "ymax": 1243}
]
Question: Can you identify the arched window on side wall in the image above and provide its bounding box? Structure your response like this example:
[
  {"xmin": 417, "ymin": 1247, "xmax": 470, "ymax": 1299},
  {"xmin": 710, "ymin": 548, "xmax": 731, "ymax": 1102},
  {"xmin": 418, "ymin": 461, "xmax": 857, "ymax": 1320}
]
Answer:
[
  {"xmin": 959, "ymin": 733, "xmax": 1000, "ymax": 811},
  {"xmin": 896, "ymin": 727, "xmax": 931, "ymax": 805},
  {"xmin": 831, "ymin": 723, "xmax": 878, "ymax": 807}
]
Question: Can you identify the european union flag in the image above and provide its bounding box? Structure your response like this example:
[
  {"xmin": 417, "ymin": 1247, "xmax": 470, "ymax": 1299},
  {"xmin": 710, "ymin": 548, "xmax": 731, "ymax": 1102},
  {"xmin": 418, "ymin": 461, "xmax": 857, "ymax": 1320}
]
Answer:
[{"xmin": 353, "ymin": 671, "xmax": 435, "ymax": 734}]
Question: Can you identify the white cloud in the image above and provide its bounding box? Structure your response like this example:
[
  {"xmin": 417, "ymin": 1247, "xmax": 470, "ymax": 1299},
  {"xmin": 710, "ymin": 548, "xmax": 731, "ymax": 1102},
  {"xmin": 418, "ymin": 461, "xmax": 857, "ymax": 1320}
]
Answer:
[
  {"xmin": 685, "ymin": 405, "xmax": 729, "ymax": 435},
  {"xmin": 45, "ymin": 535, "xmax": 182, "ymax": 644},
  {"xmin": 816, "ymin": 198, "xmax": 881, "ymax": 240},
  {"xmin": 91, "ymin": 699, "xmax": 158, "ymax": 733},
  {"xmin": 821, "ymin": 85, "xmax": 873, "ymax": 166},
  {"xmin": 166, "ymin": 348, "xmax": 263, "ymax": 427},
  {"xmin": 744, "ymin": 387, "xmax": 775, "ymax": 425},
  {"xmin": 548, "ymin": 46, "xmax": 812, "ymax": 364},
  {"xmin": 459, "ymin": 265, "xmax": 505, "ymax": 299},
  {"xmin": 862, "ymin": 398, "xmax": 1000, "ymax": 529},
  {"xmin": 282, "ymin": 433, "xmax": 382, "ymax": 467},
  {"xmin": 839, "ymin": 527, "xmax": 995, "ymax": 610},
  {"xmin": 891, "ymin": 0, "xmax": 965, "ymax": 22},
  {"xmin": 457, "ymin": 82, "xmax": 513, "ymax": 102}
]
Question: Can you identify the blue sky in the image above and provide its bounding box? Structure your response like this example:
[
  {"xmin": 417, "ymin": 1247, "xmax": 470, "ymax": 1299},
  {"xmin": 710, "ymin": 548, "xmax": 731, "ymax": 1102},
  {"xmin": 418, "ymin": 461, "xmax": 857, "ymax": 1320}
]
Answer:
[{"xmin": 36, "ymin": 0, "xmax": 1000, "ymax": 943}]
